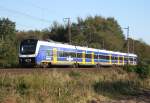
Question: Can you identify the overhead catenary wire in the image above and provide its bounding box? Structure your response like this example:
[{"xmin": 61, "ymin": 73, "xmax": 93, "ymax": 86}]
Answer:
[
  {"xmin": 0, "ymin": 5, "xmax": 51, "ymax": 24},
  {"xmin": 21, "ymin": 0, "xmax": 54, "ymax": 13}
]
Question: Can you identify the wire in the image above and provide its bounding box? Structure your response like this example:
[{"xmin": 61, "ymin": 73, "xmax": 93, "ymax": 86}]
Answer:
[
  {"xmin": 0, "ymin": 5, "xmax": 51, "ymax": 24},
  {"xmin": 21, "ymin": 0, "xmax": 54, "ymax": 14}
]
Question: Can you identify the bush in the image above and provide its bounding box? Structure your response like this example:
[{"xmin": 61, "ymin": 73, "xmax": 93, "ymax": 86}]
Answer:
[
  {"xmin": 93, "ymin": 80, "xmax": 140, "ymax": 97},
  {"xmin": 135, "ymin": 65, "xmax": 150, "ymax": 78},
  {"xmin": 123, "ymin": 63, "xmax": 150, "ymax": 78},
  {"xmin": 123, "ymin": 65, "xmax": 136, "ymax": 72}
]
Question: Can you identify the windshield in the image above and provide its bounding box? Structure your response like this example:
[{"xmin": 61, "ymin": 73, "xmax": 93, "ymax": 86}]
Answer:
[{"xmin": 20, "ymin": 39, "xmax": 38, "ymax": 55}]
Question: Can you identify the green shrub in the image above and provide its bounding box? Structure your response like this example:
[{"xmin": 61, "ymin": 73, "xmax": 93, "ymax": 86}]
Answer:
[
  {"xmin": 93, "ymin": 79, "xmax": 142, "ymax": 98},
  {"xmin": 123, "ymin": 63, "xmax": 150, "ymax": 78},
  {"xmin": 135, "ymin": 65, "xmax": 150, "ymax": 78},
  {"xmin": 123, "ymin": 65, "xmax": 136, "ymax": 72}
]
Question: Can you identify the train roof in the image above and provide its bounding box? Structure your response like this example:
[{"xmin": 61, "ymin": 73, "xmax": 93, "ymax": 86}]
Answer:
[
  {"xmin": 37, "ymin": 40, "xmax": 137, "ymax": 57},
  {"xmin": 38, "ymin": 40, "xmax": 76, "ymax": 49}
]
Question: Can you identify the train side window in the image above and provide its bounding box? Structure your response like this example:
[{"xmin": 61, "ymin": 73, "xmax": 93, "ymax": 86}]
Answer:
[
  {"xmin": 99, "ymin": 55, "xmax": 109, "ymax": 60},
  {"xmin": 47, "ymin": 50, "xmax": 52, "ymax": 56},
  {"xmin": 99, "ymin": 55, "xmax": 102, "ymax": 59},
  {"xmin": 70, "ymin": 52, "xmax": 76, "ymax": 57},
  {"xmin": 64, "ymin": 52, "xmax": 69, "ymax": 57},
  {"xmin": 134, "ymin": 58, "xmax": 137, "ymax": 62},
  {"xmin": 99, "ymin": 55, "xmax": 105, "ymax": 59},
  {"xmin": 86, "ymin": 54, "xmax": 91, "ymax": 58},
  {"xmin": 124, "ymin": 57, "xmax": 128, "ymax": 61},
  {"xmin": 119, "ymin": 57, "xmax": 123, "ymax": 61},
  {"xmin": 112, "ymin": 56, "xmax": 118, "ymax": 60},
  {"xmin": 115, "ymin": 56, "xmax": 118, "ymax": 60},
  {"xmin": 105, "ymin": 55, "xmax": 109, "ymax": 60},
  {"xmin": 94, "ymin": 55, "xmax": 98, "ymax": 59},
  {"xmin": 77, "ymin": 53, "xmax": 82, "ymax": 58},
  {"xmin": 57, "ymin": 51, "xmax": 64, "ymax": 57},
  {"xmin": 129, "ymin": 58, "xmax": 133, "ymax": 62}
]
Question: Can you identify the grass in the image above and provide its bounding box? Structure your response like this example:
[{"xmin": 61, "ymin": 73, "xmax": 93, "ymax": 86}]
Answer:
[{"xmin": 0, "ymin": 68, "xmax": 150, "ymax": 103}]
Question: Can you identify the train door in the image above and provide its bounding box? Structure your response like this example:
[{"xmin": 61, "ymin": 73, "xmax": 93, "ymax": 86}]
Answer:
[
  {"xmin": 82, "ymin": 51, "xmax": 85, "ymax": 64},
  {"xmin": 53, "ymin": 48, "xmax": 57, "ymax": 64},
  {"xmin": 91, "ymin": 52, "xmax": 94, "ymax": 64}
]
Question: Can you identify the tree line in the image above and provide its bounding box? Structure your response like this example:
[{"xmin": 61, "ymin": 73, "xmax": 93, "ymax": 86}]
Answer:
[{"xmin": 0, "ymin": 16, "xmax": 150, "ymax": 70}]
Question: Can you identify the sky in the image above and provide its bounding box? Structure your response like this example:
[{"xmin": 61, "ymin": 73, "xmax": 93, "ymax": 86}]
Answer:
[{"xmin": 0, "ymin": 0, "xmax": 150, "ymax": 45}]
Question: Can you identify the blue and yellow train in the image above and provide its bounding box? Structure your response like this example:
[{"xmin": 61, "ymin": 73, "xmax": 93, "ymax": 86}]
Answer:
[{"xmin": 19, "ymin": 39, "xmax": 137, "ymax": 67}]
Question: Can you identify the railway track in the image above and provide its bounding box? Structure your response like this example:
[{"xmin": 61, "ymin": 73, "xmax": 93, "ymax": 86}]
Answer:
[{"xmin": 0, "ymin": 67, "xmax": 116, "ymax": 74}]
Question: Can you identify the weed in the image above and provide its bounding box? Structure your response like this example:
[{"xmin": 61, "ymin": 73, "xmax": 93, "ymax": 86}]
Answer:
[
  {"xmin": 69, "ymin": 70, "xmax": 81, "ymax": 78},
  {"xmin": 0, "ymin": 68, "xmax": 149, "ymax": 103}
]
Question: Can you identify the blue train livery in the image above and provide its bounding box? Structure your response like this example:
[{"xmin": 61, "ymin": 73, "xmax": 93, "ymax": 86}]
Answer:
[{"xmin": 19, "ymin": 39, "xmax": 137, "ymax": 67}]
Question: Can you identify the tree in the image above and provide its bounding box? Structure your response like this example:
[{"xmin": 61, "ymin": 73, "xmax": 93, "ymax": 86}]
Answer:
[
  {"xmin": 49, "ymin": 21, "xmax": 68, "ymax": 43},
  {"xmin": 70, "ymin": 16, "xmax": 125, "ymax": 50},
  {"xmin": 0, "ymin": 18, "xmax": 17, "ymax": 67},
  {"xmin": 0, "ymin": 18, "xmax": 15, "ymax": 40}
]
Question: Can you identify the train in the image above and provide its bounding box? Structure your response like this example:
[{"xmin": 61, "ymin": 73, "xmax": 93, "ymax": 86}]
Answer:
[{"xmin": 19, "ymin": 39, "xmax": 137, "ymax": 67}]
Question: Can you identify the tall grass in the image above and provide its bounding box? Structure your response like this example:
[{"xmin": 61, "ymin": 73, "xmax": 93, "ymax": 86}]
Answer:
[{"xmin": 0, "ymin": 68, "xmax": 150, "ymax": 103}]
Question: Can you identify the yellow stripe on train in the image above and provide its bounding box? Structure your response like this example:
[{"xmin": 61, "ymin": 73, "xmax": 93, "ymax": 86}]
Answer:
[
  {"xmin": 91, "ymin": 52, "xmax": 94, "ymax": 64},
  {"xmin": 82, "ymin": 51, "xmax": 86, "ymax": 64},
  {"xmin": 53, "ymin": 48, "xmax": 57, "ymax": 64}
]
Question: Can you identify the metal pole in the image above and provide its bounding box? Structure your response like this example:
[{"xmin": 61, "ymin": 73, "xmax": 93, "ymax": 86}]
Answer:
[
  {"xmin": 127, "ymin": 26, "xmax": 129, "ymax": 55},
  {"xmin": 124, "ymin": 26, "xmax": 130, "ymax": 64},
  {"xmin": 63, "ymin": 18, "xmax": 71, "ymax": 44},
  {"xmin": 133, "ymin": 39, "xmax": 134, "ymax": 53}
]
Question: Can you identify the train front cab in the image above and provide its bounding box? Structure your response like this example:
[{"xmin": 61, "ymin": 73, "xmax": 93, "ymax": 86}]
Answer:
[{"xmin": 19, "ymin": 39, "xmax": 38, "ymax": 67}]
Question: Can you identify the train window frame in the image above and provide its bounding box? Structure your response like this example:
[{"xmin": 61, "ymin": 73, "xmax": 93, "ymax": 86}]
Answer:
[
  {"xmin": 57, "ymin": 50, "xmax": 76, "ymax": 58},
  {"xmin": 57, "ymin": 51, "xmax": 64, "ymax": 57},
  {"xmin": 94, "ymin": 54, "xmax": 98, "ymax": 59},
  {"xmin": 112, "ymin": 56, "xmax": 118, "ymax": 60},
  {"xmin": 124, "ymin": 57, "xmax": 128, "ymax": 61},
  {"xmin": 85, "ymin": 53, "xmax": 92, "ymax": 59},
  {"xmin": 99, "ymin": 54, "xmax": 109, "ymax": 60},
  {"xmin": 69, "ymin": 52, "xmax": 76, "ymax": 58},
  {"xmin": 129, "ymin": 57, "xmax": 133, "ymax": 62},
  {"xmin": 134, "ymin": 58, "xmax": 137, "ymax": 62},
  {"xmin": 119, "ymin": 56, "xmax": 123, "ymax": 61},
  {"xmin": 77, "ymin": 53, "xmax": 82, "ymax": 58},
  {"xmin": 20, "ymin": 39, "xmax": 38, "ymax": 55},
  {"xmin": 46, "ymin": 50, "xmax": 53, "ymax": 56},
  {"xmin": 99, "ymin": 55, "xmax": 104, "ymax": 59},
  {"xmin": 105, "ymin": 55, "xmax": 109, "ymax": 60}
]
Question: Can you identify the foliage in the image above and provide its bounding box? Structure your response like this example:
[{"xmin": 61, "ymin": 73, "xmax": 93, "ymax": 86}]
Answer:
[
  {"xmin": 0, "ymin": 15, "xmax": 150, "ymax": 68},
  {"xmin": 22, "ymin": 16, "xmax": 125, "ymax": 50},
  {"xmin": 0, "ymin": 18, "xmax": 18, "ymax": 67},
  {"xmin": 43, "ymin": 16, "xmax": 150, "ymax": 78},
  {"xmin": 0, "ymin": 69, "xmax": 150, "ymax": 103},
  {"xmin": 69, "ymin": 70, "xmax": 81, "ymax": 77},
  {"xmin": 93, "ymin": 80, "xmax": 141, "ymax": 97},
  {"xmin": 123, "ymin": 64, "xmax": 150, "ymax": 79},
  {"xmin": 135, "ymin": 64, "xmax": 150, "ymax": 78},
  {"xmin": 123, "ymin": 65, "xmax": 137, "ymax": 72},
  {"xmin": 0, "ymin": 18, "xmax": 15, "ymax": 40},
  {"xmin": 50, "ymin": 21, "xmax": 68, "ymax": 42}
]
